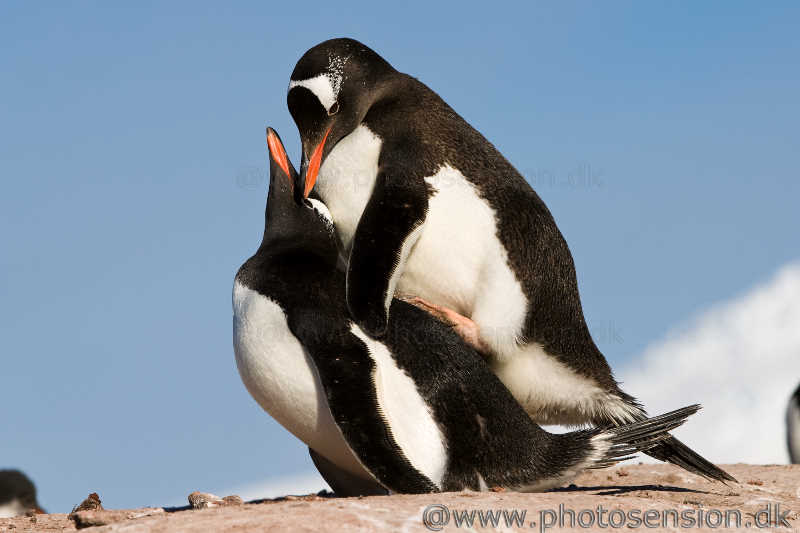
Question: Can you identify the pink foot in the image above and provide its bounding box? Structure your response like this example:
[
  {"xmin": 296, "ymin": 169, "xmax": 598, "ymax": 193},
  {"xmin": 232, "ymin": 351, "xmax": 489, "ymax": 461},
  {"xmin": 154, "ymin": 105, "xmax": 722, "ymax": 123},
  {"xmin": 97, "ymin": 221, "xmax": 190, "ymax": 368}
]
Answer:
[{"xmin": 399, "ymin": 296, "xmax": 491, "ymax": 357}]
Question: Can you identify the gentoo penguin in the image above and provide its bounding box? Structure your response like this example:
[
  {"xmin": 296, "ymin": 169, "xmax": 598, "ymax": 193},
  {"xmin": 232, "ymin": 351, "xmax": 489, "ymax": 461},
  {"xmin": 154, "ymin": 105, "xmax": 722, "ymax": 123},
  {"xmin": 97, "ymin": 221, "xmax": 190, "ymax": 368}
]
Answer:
[
  {"xmin": 0, "ymin": 470, "xmax": 45, "ymax": 518},
  {"xmin": 286, "ymin": 38, "xmax": 734, "ymax": 483},
  {"xmin": 232, "ymin": 128, "xmax": 701, "ymax": 494},
  {"xmin": 233, "ymin": 130, "xmax": 386, "ymax": 497},
  {"xmin": 788, "ymin": 383, "xmax": 800, "ymax": 464}
]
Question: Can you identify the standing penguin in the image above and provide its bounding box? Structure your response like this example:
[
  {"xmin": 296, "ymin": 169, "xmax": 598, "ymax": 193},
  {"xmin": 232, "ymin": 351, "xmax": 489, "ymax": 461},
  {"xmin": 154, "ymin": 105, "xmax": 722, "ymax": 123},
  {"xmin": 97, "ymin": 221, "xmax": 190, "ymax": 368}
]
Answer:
[
  {"xmin": 788, "ymin": 383, "xmax": 800, "ymax": 464},
  {"xmin": 232, "ymin": 128, "xmax": 700, "ymax": 495},
  {"xmin": 287, "ymin": 38, "xmax": 734, "ymax": 482}
]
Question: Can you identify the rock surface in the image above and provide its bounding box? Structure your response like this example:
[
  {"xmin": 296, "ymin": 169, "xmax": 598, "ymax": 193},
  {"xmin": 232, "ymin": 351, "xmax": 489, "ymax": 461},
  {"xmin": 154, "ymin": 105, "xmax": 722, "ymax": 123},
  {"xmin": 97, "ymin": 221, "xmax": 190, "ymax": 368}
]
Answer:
[{"xmin": 1, "ymin": 465, "xmax": 798, "ymax": 532}]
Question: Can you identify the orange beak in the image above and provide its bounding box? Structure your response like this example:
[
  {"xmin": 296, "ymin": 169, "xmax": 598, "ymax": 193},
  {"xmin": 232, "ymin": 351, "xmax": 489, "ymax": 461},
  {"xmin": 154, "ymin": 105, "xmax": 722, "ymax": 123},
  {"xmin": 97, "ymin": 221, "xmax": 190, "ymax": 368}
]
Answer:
[
  {"xmin": 299, "ymin": 127, "xmax": 331, "ymax": 200},
  {"xmin": 266, "ymin": 128, "xmax": 292, "ymax": 187}
]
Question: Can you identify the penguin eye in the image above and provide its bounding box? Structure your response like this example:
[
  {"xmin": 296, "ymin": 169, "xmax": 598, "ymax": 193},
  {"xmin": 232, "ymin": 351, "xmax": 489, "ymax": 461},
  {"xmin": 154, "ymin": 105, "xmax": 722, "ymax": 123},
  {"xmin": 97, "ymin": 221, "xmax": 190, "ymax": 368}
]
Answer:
[{"xmin": 328, "ymin": 102, "xmax": 339, "ymax": 116}]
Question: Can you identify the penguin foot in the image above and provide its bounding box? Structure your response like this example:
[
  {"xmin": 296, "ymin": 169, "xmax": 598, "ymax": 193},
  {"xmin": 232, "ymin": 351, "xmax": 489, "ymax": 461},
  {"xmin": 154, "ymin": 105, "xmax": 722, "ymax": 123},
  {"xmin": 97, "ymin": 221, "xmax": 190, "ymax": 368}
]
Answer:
[{"xmin": 399, "ymin": 296, "xmax": 491, "ymax": 356}]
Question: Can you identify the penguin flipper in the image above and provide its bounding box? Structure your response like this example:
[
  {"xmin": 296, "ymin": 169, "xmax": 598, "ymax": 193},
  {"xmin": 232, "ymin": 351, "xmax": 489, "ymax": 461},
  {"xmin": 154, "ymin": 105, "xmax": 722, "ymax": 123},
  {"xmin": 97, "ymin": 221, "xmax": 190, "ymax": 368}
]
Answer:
[
  {"xmin": 308, "ymin": 448, "xmax": 389, "ymax": 497},
  {"xmin": 346, "ymin": 170, "xmax": 428, "ymax": 338},
  {"xmin": 304, "ymin": 336, "xmax": 439, "ymax": 494}
]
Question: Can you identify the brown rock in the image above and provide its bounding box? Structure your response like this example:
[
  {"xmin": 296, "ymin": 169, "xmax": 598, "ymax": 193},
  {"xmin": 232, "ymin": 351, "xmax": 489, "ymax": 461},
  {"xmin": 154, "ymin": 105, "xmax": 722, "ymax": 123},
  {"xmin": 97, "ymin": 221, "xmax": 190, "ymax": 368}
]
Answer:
[
  {"xmin": 0, "ymin": 465, "xmax": 798, "ymax": 532},
  {"xmin": 222, "ymin": 495, "xmax": 244, "ymax": 506},
  {"xmin": 187, "ymin": 491, "xmax": 244, "ymax": 509},
  {"xmin": 188, "ymin": 491, "xmax": 224, "ymax": 509},
  {"xmin": 70, "ymin": 492, "xmax": 103, "ymax": 513},
  {"xmin": 69, "ymin": 507, "xmax": 164, "ymax": 529}
]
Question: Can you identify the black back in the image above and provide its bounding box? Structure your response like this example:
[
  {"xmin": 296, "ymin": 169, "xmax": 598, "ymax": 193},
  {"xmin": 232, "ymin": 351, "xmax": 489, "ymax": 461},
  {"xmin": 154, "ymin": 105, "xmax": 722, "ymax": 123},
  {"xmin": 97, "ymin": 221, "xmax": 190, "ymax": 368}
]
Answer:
[{"xmin": 287, "ymin": 38, "xmax": 620, "ymax": 394}]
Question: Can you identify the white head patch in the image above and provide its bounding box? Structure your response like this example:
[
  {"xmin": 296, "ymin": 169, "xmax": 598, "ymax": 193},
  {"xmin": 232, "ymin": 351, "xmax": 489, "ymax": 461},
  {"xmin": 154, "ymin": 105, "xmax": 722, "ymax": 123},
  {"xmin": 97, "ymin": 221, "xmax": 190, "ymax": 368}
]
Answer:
[
  {"xmin": 307, "ymin": 197, "xmax": 334, "ymax": 230},
  {"xmin": 289, "ymin": 74, "xmax": 337, "ymax": 112},
  {"xmin": 289, "ymin": 53, "xmax": 349, "ymax": 113}
]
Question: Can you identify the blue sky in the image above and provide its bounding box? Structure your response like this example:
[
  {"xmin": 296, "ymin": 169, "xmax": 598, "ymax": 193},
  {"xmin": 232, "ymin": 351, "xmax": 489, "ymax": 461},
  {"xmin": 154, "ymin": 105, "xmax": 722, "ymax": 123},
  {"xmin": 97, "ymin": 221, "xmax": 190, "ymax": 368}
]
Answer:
[{"xmin": 2, "ymin": 2, "xmax": 798, "ymax": 512}]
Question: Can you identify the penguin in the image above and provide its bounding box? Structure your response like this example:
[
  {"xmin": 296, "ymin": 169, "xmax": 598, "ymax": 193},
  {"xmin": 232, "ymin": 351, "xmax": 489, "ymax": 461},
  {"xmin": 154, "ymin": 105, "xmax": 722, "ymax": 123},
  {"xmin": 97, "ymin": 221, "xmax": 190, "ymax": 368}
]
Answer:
[
  {"xmin": 232, "ymin": 129, "xmax": 386, "ymax": 497},
  {"xmin": 788, "ymin": 383, "xmax": 800, "ymax": 464},
  {"xmin": 0, "ymin": 470, "xmax": 45, "ymax": 518},
  {"xmin": 232, "ymin": 127, "xmax": 701, "ymax": 495},
  {"xmin": 286, "ymin": 37, "xmax": 735, "ymax": 483}
]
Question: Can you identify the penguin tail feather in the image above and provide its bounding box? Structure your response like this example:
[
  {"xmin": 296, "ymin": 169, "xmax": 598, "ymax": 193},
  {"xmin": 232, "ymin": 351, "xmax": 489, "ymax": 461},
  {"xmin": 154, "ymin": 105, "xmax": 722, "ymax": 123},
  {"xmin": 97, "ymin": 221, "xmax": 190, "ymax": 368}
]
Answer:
[
  {"xmin": 587, "ymin": 404, "xmax": 701, "ymax": 470},
  {"xmin": 640, "ymin": 434, "xmax": 737, "ymax": 483},
  {"xmin": 602, "ymin": 393, "xmax": 737, "ymax": 483}
]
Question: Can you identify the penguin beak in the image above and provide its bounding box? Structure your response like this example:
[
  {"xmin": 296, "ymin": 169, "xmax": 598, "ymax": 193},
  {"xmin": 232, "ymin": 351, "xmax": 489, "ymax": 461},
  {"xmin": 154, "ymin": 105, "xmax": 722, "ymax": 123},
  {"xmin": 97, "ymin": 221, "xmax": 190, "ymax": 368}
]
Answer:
[
  {"xmin": 296, "ymin": 126, "xmax": 331, "ymax": 204},
  {"xmin": 266, "ymin": 128, "xmax": 292, "ymax": 183}
]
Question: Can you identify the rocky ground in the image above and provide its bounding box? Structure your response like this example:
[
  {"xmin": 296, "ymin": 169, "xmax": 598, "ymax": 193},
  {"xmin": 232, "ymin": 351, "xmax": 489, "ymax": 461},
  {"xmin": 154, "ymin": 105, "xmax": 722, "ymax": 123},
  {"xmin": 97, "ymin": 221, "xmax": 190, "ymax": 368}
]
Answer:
[{"xmin": 1, "ymin": 464, "xmax": 798, "ymax": 532}]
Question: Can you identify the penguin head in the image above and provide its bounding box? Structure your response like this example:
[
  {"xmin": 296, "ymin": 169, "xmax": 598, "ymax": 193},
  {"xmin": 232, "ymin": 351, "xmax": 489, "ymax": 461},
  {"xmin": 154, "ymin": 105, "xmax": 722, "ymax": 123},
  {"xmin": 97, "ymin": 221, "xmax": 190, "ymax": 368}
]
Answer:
[
  {"xmin": 262, "ymin": 127, "xmax": 338, "ymax": 264},
  {"xmin": 287, "ymin": 38, "xmax": 394, "ymax": 203}
]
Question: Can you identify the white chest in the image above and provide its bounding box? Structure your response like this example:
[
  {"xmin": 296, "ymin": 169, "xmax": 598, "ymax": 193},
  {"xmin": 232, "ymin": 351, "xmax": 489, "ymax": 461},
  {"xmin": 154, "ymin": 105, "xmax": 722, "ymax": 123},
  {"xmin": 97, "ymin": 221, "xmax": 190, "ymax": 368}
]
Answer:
[
  {"xmin": 316, "ymin": 128, "xmax": 529, "ymax": 355},
  {"xmin": 400, "ymin": 165, "xmax": 529, "ymax": 349},
  {"xmin": 315, "ymin": 124, "xmax": 382, "ymax": 253},
  {"xmin": 232, "ymin": 280, "xmax": 368, "ymax": 478},
  {"xmin": 397, "ymin": 165, "xmax": 509, "ymax": 315}
]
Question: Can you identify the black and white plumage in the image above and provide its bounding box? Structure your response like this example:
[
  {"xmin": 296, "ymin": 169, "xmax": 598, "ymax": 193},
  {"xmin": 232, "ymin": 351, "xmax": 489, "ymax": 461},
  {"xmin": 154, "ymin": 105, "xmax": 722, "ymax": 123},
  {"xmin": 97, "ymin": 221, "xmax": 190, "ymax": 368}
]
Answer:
[
  {"xmin": 232, "ymin": 128, "xmax": 700, "ymax": 495},
  {"xmin": 788, "ymin": 384, "xmax": 800, "ymax": 464},
  {"xmin": 286, "ymin": 38, "xmax": 734, "ymax": 483},
  {"xmin": 0, "ymin": 470, "xmax": 44, "ymax": 518}
]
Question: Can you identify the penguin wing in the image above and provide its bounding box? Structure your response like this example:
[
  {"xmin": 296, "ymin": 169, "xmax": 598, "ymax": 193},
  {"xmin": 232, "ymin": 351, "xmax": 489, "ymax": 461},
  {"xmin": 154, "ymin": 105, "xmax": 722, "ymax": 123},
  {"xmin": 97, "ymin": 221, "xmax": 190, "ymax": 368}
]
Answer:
[
  {"xmin": 345, "ymin": 169, "xmax": 429, "ymax": 338},
  {"xmin": 306, "ymin": 329, "xmax": 439, "ymax": 494}
]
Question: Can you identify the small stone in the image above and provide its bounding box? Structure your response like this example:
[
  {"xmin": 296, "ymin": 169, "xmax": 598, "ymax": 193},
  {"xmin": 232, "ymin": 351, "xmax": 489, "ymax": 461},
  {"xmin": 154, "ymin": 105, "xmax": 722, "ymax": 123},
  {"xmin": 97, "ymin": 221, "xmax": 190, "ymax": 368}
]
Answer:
[
  {"xmin": 69, "ymin": 509, "xmax": 158, "ymax": 529},
  {"xmin": 188, "ymin": 491, "xmax": 225, "ymax": 509},
  {"xmin": 71, "ymin": 492, "xmax": 103, "ymax": 513},
  {"xmin": 222, "ymin": 495, "xmax": 244, "ymax": 506}
]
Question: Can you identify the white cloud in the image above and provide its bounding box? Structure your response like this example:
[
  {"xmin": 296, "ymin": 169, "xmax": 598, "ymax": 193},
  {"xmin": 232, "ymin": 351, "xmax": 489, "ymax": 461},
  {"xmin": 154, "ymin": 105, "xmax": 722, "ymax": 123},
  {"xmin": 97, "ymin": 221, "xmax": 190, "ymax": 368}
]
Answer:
[{"xmin": 619, "ymin": 262, "xmax": 800, "ymax": 465}]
